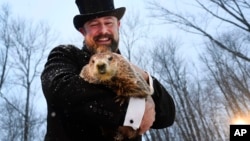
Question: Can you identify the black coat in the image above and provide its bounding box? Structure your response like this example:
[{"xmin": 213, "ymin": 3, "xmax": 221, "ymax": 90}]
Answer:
[{"xmin": 41, "ymin": 45, "xmax": 175, "ymax": 141}]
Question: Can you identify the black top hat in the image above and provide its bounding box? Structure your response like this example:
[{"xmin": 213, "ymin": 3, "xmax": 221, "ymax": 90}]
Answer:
[{"xmin": 73, "ymin": 0, "xmax": 126, "ymax": 30}]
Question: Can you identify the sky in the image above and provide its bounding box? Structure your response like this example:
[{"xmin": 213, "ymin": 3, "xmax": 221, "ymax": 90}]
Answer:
[
  {"xmin": 0, "ymin": 0, "xmax": 172, "ymax": 44},
  {"xmin": 0, "ymin": 0, "xmax": 201, "ymax": 46}
]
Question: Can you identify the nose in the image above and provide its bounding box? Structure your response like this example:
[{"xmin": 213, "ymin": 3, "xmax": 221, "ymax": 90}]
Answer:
[
  {"xmin": 100, "ymin": 24, "xmax": 108, "ymax": 34},
  {"xmin": 97, "ymin": 63, "xmax": 106, "ymax": 74}
]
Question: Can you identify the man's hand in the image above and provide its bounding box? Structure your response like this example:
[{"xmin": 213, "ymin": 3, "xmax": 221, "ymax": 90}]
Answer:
[{"xmin": 138, "ymin": 96, "xmax": 155, "ymax": 135}]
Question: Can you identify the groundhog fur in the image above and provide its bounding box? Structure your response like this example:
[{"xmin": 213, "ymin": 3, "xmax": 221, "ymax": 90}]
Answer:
[{"xmin": 80, "ymin": 52, "xmax": 152, "ymax": 141}]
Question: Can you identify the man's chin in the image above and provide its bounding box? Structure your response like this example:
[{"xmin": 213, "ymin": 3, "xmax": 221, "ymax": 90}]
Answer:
[{"xmin": 96, "ymin": 45, "xmax": 112, "ymax": 53}]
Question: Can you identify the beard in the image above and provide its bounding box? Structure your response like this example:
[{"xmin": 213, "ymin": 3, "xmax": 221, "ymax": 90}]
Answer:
[{"xmin": 85, "ymin": 33, "xmax": 119, "ymax": 54}]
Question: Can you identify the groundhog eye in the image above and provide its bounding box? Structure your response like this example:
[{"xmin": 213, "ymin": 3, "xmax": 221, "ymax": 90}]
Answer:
[
  {"xmin": 92, "ymin": 60, "xmax": 95, "ymax": 64},
  {"xmin": 108, "ymin": 56, "xmax": 113, "ymax": 61}
]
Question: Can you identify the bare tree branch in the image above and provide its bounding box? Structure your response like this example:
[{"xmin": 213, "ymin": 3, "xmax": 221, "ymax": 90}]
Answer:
[
  {"xmin": 0, "ymin": 4, "xmax": 55, "ymax": 141},
  {"xmin": 149, "ymin": 0, "xmax": 250, "ymax": 62}
]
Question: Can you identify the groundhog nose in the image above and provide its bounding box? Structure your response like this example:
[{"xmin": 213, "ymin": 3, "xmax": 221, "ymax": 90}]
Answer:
[{"xmin": 97, "ymin": 63, "xmax": 106, "ymax": 74}]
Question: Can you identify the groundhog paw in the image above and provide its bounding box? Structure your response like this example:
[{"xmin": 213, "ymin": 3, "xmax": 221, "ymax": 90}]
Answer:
[{"xmin": 115, "ymin": 96, "xmax": 128, "ymax": 106}]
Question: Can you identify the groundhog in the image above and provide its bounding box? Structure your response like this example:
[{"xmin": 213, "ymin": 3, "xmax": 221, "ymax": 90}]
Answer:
[
  {"xmin": 80, "ymin": 52, "xmax": 152, "ymax": 102},
  {"xmin": 79, "ymin": 52, "xmax": 153, "ymax": 141}
]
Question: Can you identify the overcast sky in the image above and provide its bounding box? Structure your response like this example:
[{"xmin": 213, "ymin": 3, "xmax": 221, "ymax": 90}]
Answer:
[
  {"xmin": 0, "ymin": 0, "xmax": 162, "ymax": 43},
  {"xmin": 0, "ymin": 0, "xmax": 199, "ymax": 45}
]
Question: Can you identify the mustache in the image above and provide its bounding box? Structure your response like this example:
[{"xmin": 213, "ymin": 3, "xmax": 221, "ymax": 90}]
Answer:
[{"xmin": 94, "ymin": 34, "xmax": 114, "ymax": 41}]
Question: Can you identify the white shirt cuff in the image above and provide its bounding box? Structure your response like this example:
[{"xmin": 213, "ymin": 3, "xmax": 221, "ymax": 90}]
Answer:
[{"xmin": 123, "ymin": 97, "xmax": 145, "ymax": 130}]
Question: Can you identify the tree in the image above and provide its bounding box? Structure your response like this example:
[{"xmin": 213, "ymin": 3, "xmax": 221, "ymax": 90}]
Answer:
[
  {"xmin": 146, "ymin": 37, "xmax": 228, "ymax": 141},
  {"xmin": 120, "ymin": 8, "xmax": 150, "ymax": 63},
  {"xmin": 147, "ymin": 37, "xmax": 207, "ymax": 141},
  {"xmin": 200, "ymin": 30, "xmax": 250, "ymax": 118},
  {"xmin": 147, "ymin": 0, "xmax": 250, "ymax": 140},
  {"xmin": 0, "ymin": 4, "xmax": 11, "ymax": 94},
  {"xmin": 148, "ymin": 0, "xmax": 250, "ymax": 62},
  {"xmin": 0, "ymin": 4, "xmax": 56, "ymax": 141}
]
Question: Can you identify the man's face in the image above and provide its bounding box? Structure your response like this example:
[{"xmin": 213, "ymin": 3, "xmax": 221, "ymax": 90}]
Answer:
[{"xmin": 79, "ymin": 16, "xmax": 120, "ymax": 54}]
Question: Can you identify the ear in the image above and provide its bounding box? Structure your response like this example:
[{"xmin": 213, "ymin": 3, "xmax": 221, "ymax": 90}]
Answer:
[
  {"xmin": 79, "ymin": 27, "xmax": 86, "ymax": 36},
  {"xmin": 117, "ymin": 20, "xmax": 121, "ymax": 27},
  {"xmin": 81, "ymin": 66, "xmax": 95, "ymax": 83}
]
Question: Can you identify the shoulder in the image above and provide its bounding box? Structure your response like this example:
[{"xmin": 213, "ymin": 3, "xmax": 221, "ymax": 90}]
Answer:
[
  {"xmin": 44, "ymin": 44, "xmax": 90, "ymax": 69},
  {"xmin": 49, "ymin": 44, "xmax": 82, "ymax": 56},
  {"xmin": 48, "ymin": 44, "xmax": 89, "ymax": 61}
]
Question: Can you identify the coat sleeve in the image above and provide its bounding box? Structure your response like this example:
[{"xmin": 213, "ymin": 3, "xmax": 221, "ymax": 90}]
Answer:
[
  {"xmin": 151, "ymin": 77, "xmax": 175, "ymax": 129},
  {"xmin": 41, "ymin": 45, "xmax": 127, "ymax": 128}
]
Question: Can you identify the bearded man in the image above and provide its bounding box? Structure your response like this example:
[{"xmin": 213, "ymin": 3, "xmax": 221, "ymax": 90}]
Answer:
[{"xmin": 41, "ymin": 0, "xmax": 175, "ymax": 141}]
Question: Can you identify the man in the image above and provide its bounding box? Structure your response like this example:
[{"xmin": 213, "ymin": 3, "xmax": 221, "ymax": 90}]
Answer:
[{"xmin": 41, "ymin": 0, "xmax": 175, "ymax": 141}]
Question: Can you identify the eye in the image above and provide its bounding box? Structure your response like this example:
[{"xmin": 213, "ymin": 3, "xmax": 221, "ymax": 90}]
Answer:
[
  {"xmin": 91, "ymin": 59, "xmax": 95, "ymax": 64},
  {"xmin": 90, "ymin": 23, "xmax": 98, "ymax": 27},
  {"xmin": 88, "ymin": 21, "xmax": 99, "ymax": 28},
  {"xmin": 106, "ymin": 21, "xmax": 113, "ymax": 26},
  {"xmin": 108, "ymin": 56, "xmax": 113, "ymax": 61}
]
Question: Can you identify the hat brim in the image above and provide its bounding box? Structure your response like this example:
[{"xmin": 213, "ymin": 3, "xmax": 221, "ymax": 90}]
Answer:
[{"xmin": 73, "ymin": 7, "xmax": 125, "ymax": 31}]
